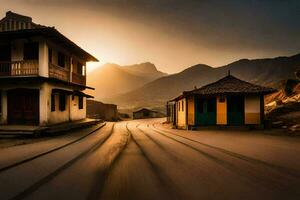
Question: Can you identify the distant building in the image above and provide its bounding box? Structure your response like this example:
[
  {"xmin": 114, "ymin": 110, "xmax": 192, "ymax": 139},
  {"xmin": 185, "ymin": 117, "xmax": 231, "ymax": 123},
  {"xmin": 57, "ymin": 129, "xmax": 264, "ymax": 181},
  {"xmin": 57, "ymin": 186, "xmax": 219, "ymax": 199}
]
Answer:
[
  {"xmin": 0, "ymin": 11, "xmax": 98, "ymax": 126},
  {"xmin": 86, "ymin": 100, "xmax": 118, "ymax": 121},
  {"xmin": 133, "ymin": 108, "xmax": 165, "ymax": 119},
  {"xmin": 167, "ymin": 74, "xmax": 276, "ymax": 129}
]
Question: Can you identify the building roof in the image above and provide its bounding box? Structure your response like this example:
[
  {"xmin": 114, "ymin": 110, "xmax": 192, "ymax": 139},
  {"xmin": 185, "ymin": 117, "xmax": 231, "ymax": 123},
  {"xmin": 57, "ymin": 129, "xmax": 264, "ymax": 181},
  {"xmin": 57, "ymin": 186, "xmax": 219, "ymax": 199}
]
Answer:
[
  {"xmin": 171, "ymin": 74, "xmax": 276, "ymax": 101},
  {"xmin": 0, "ymin": 27, "xmax": 98, "ymax": 62},
  {"xmin": 133, "ymin": 108, "xmax": 158, "ymax": 114},
  {"xmin": 0, "ymin": 11, "xmax": 46, "ymax": 31},
  {"xmin": 1, "ymin": 11, "xmax": 32, "ymax": 23}
]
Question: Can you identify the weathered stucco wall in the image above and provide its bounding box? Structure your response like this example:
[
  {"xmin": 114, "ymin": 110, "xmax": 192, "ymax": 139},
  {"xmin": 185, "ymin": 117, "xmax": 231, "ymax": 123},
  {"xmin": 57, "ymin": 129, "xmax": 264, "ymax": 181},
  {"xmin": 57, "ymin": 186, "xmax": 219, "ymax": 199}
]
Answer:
[
  {"xmin": 245, "ymin": 95, "xmax": 261, "ymax": 124},
  {"xmin": 0, "ymin": 82, "xmax": 87, "ymax": 126},
  {"xmin": 187, "ymin": 96, "xmax": 195, "ymax": 125},
  {"xmin": 177, "ymin": 98, "xmax": 186, "ymax": 128},
  {"xmin": 70, "ymin": 96, "xmax": 86, "ymax": 121},
  {"xmin": 45, "ymin": 84, "xmax": 68, "ymax": 125},
  {"xmin": 217, "ymin": 96, "xmax": 227, "ymax": 125}
]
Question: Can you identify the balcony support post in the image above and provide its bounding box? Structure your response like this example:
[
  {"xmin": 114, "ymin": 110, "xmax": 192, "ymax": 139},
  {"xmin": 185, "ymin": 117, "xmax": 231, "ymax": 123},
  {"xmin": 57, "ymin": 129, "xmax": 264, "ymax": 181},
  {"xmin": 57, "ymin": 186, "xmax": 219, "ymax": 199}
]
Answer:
[{"xmin": 39, "ymin": 41, "xmax": 49, "ymax": 77}]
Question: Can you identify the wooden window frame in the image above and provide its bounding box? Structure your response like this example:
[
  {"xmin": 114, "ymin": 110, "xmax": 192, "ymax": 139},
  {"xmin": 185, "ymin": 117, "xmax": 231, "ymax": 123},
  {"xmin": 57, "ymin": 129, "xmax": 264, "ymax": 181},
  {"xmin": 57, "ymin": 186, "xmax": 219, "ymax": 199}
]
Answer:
[
  {"xmin": 51, "ymin": 94, "xmax": 55, "ymax": 112},
  {"xmin": 78, "ymin": 96, "xmax": 83, "ymax": 109},
  {"xmin": 77, "ymin": 62, "xmax": 83, "ymax": 75},
  {"xmin": 58, "ymin": 52, "xmax": 65, "ymax": 68}
]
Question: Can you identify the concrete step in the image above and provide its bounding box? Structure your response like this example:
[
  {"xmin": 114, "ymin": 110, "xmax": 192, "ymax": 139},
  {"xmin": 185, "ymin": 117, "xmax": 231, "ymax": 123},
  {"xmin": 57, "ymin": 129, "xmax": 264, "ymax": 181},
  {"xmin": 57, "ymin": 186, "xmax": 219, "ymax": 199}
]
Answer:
[{"xmin": 0, "ymin": 119, "xmax": 103, "ymax": 136}]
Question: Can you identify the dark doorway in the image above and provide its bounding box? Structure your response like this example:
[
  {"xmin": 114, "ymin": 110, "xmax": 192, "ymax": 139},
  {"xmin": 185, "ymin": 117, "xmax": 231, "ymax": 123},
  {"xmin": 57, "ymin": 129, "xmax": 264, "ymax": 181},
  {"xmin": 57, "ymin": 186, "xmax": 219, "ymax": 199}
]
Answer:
[
  {"xmin": 24, "ymin": 42, "xmax": 39, "ymax": 60},
  {"xmin": 7, "ymin": 89, "xmax": 39, "ymax": 125},
  {"xmin": 196, "ymin": 97, "xmax": 216, "ymax": 126},
  {"xmin": 227, "ymin": 95, "xmax": 245, "ymax": 125},
  {"xmin": 0, "ymin": 44, "xmax": 11, "ymax": 76}
]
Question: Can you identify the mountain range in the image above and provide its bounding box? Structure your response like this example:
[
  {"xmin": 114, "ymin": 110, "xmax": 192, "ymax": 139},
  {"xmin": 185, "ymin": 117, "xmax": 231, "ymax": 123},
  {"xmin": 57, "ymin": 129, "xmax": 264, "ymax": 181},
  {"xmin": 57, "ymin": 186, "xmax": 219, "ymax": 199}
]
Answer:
[
  {"xmin": 87, "ymin": 62, "xmax": 167, "ymax": 100},
  {"xmin": 88, "ymin": 54, "xmax": 300, "ymax": 110}
]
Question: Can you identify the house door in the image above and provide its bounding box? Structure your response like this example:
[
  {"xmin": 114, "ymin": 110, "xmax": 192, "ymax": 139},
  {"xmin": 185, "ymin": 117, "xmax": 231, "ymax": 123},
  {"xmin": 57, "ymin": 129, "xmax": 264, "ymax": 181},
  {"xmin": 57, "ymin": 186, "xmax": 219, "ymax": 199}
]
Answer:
[
  {"xmin": 197, "ymin": 97, "xmax": 216, "ymax": 126},
  {"xmin": 7, "ymin": 89, "xmax": 39, "ymax": 125},
  {"xmin": 227, "ymin": 95, "xmax": 244, "ymax": 125}
]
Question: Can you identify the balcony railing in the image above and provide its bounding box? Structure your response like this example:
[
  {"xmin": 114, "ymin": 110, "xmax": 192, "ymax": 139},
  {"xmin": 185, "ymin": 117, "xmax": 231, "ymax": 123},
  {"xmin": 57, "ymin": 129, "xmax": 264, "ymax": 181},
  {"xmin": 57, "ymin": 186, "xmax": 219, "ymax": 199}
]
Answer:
[
  {"xmin": 72, "ymin": 72, "xmax": 86, "ymax": 85},
  {"xmin": 0, "ymin": 60, "xmax": 39, "ymax": 76},
  {"xmin": 0, "ymin": 60, "xmax": 87, "ymax": 86},
  {"xmin": 49, "ymin": 63, "xmax": 70, "ymax": 82}
]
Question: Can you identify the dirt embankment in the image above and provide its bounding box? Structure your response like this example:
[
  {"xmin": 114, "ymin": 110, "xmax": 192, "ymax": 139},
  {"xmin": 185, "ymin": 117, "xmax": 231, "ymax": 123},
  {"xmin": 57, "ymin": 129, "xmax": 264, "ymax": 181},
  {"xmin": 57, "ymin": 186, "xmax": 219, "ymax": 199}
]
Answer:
[{"xmin": 265, "ymin": 72, "xmax": 300, "ymax": 133}]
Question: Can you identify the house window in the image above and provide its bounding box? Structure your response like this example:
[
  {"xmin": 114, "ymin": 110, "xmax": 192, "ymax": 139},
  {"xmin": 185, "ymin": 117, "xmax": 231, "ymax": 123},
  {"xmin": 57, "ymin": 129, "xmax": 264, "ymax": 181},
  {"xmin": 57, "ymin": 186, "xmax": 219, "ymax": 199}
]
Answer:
[
  {"xmin": 48, "ymin": 48, "xmax": 52, "ymax": 63},
  {"xmin": 182, "ymin": 101, "xmax": 184, "ymax": 112},
  {"xmin": 78, "ymin": 96, "xmax": 83, "ymax": 109},
  {"xmin": 58, "ymin": 52, "xmax": 65, "ymax": 68},
  {"xmin": 77, "ymin": 62, "xmax": 83, "ymax": 75},
  {"xmin": 24, "ymin": 42, "xmax": 39, "ymax": 60},
  {"xmin": 178, "ymin": 101, "xmax": 180, "ymax": 111},
  {"xmin": 51, "ymin": 94, "xmax": 55, "ymax": 112},
  {"xmin": 59, "ymin": 94, "xmax": 66, "ymax": 111}
]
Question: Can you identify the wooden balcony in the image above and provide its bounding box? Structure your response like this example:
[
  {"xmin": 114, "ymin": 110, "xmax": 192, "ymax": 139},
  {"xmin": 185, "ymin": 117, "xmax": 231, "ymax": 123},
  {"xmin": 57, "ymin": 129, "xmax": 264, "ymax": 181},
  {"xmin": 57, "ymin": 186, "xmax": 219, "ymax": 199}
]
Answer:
[
  {"xmin": 72, "ymin": 72, "xmax": 86, "ymax": 86},
  {"xmin": 0, "ymin": 60, "xmax": 39, "ymax": 77},
  {"xmin": 49, "ymin": 63, "xmax": 70, "ymax": 82},
  {"xmin": 0, "ymin": 60, "xmax": 87, "ymax": 86}
]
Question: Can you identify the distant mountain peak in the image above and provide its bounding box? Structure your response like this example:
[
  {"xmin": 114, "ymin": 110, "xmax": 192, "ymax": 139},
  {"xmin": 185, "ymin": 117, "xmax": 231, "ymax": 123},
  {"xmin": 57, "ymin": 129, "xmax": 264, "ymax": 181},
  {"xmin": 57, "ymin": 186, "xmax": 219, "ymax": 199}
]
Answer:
[
  {"xmin": 87, "ymin": 61, "xmax": 167, "ymax": 100},
  {"xmin": 181, "ymin": 63, "xmax": 212, "ymax": 73},
  {"xmin": 123, "ymin": 62, "xmax": 167, "ymax": 76}
]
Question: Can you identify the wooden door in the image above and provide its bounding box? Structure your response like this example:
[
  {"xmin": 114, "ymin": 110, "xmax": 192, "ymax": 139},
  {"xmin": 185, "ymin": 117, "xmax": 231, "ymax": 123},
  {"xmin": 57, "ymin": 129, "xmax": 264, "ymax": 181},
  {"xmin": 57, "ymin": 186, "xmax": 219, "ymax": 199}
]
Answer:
[
  {"xmin": 7, "ymin": 89, "xmax": 39, "ymax": 125},
  {"xmin": 227, "ymin": 95, "xmax": 244, "ymax": 125},
  {"xmin": 196, "ymin": 97, "xmax": 216, "ymax": 126}
]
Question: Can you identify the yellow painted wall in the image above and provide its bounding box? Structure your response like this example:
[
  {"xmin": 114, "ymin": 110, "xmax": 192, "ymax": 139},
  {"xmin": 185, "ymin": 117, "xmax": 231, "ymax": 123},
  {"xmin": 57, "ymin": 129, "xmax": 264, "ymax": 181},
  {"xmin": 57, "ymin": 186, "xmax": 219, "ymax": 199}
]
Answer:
[
  {"xmin": 177, "ymin": 98, "xmax": 186, "ymax": 127},
  {"xmin": 187, "ymin": 96, "xmax": 195, "ymax": 125},
  {"xmin": 245, "ymin": 95, "xmax": 261, "ymax": 124},
  {"xmin": 217, "ymin": 96, "xmax": 227, "ymax": 125}
]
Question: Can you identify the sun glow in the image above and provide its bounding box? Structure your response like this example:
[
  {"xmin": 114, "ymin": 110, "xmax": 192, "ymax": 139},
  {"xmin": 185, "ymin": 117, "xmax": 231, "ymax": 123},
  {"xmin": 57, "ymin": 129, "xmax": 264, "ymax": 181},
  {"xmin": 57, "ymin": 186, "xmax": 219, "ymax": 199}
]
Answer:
[{"xmin": 86, "ymin": 61, "xmax": 103, "ymax": 72}]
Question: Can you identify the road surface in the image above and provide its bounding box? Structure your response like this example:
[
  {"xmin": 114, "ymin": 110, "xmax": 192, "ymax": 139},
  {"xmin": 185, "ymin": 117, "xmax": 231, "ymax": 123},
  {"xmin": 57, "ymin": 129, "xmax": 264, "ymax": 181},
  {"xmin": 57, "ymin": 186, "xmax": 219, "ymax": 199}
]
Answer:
[{"xmin": 0, "ymin": 119, "xmax": 300, "ymax": 200}]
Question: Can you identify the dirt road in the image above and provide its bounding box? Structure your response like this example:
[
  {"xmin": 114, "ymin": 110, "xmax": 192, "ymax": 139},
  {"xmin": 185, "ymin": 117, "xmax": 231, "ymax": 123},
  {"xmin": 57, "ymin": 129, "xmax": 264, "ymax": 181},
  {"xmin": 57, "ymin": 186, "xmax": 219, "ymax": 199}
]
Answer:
[{"xmin": 0, "ymin": 119, "xmax": 299, "ymax": 200}]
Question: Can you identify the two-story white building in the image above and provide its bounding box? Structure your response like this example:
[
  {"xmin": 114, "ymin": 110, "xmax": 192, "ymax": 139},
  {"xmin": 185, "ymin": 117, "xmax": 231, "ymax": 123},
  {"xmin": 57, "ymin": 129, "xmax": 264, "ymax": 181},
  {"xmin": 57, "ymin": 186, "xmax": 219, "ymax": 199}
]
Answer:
[{"xmin": 0, "ymin": 11, "xmax": 98, "ymax": 126}]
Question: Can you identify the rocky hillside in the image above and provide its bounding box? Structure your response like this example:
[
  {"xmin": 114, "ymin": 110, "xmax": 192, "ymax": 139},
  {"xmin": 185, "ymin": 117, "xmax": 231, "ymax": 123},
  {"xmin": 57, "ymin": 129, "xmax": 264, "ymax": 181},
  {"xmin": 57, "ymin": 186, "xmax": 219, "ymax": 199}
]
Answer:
[
  {"xmin": 87, "ymin": 62, "xmax": 167, "ymax": 100},
  {"xmin": 106, "ymin": 54, "xmax": 300, "ymax": 109},
  {"xmin": 265, "ymin": 71, "xmax": 300, "ymax": 132}
]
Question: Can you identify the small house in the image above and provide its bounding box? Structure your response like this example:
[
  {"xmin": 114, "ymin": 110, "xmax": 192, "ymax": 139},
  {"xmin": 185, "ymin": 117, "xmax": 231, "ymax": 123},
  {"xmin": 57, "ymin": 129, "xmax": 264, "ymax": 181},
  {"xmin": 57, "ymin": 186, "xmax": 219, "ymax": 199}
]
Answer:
[
  {"xmin": 86, "ymin": 100, "xmax": 118, "ymax": 121},
  {"xmin": 167, "ymin": 74, "xmax": 276, "ymax": 129},
  {"xmin": 133, "ymin": 108, "xmax": 165, "ymax": 119}
]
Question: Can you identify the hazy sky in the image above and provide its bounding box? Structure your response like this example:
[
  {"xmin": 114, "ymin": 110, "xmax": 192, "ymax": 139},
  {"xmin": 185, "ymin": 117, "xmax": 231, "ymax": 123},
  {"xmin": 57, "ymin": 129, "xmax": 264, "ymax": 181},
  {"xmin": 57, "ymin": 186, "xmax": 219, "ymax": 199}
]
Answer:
[{"xmin": 1, "ymin": 0, "xmax": 300, "ymax": 73}]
